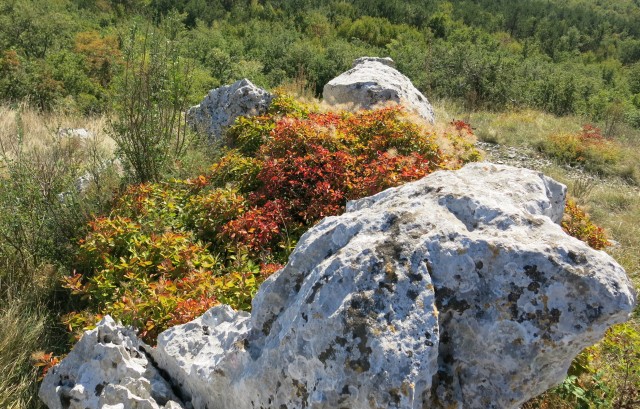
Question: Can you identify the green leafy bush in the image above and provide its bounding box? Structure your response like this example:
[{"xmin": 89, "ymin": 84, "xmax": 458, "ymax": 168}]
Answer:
[
  {"xmin": 562, "ymin": 198, "xmax": 610, "ymax": 250},
  {"xmin": 207, "ymin": 151, "xmax": 263, "ymax": 193},
  {"xmin": 109, "ymin": 14, "xmax": 194, "ymax": 183},
  {"xmin": 63, "ymin": 97, "xmax": 479, "ymax": 343},
  {"xmin": 185, "ymin": 186, "xmax": 247, "ymax": 243},
  {"xmin": 65, "ymin": 216, "xmax": 220, "ymax": 340},
  {"xmin": 600, "ymin": 323, "xmax": 640, "ymax": 408}
]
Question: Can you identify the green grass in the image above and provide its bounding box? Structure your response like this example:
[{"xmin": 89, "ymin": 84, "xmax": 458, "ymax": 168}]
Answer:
[{"xmin": 452, "ymin": 102, "xmax": 640, "ymax": 183}]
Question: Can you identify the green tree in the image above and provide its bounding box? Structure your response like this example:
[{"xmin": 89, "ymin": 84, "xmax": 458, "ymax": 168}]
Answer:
[{"xmin": 110, "ymin": 14, "xmax": 194, "ymax": 183}]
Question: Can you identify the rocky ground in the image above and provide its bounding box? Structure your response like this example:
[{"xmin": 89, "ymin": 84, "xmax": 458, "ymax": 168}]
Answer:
[
  {"xmin": 39, "ymin": 163, "xmax": 637, "ymax": 409},
  {"xmin": 476, "ymin": 141, "xmax": 552, "ymax": 170},
  {"xmin": 476, "ymin": 141, "xmax": 640, "ymax": 195}
]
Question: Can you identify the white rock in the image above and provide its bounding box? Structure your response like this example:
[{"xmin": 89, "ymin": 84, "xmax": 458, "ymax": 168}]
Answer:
[
  {"xmin": 75, "ymin": 171, "xmax": 94, "ymax": 193},
  {"xmin": 323, "ymin": 57, "xmax": 435, "ymax": 124},
  {"xmin": 58, "ymin": 128, "xmax": 93, "ymax": 139},
  {"xmin": 152, "ymin": 163, "xmax": 635, "ymax": 409},
  {"xmin": 353, "ymin": 56, "xmax": 396, "ymax": 68},
  {"xmin": 186, "ymin": 79, "xmax": 273, "ymax": 143},
  {"xmin": 39, "ymin": 316, "xmax": 183, "ymax": 409},
  {"xmin": 152, "ymin": 306, "xmax": 251, "ymax": 409}
]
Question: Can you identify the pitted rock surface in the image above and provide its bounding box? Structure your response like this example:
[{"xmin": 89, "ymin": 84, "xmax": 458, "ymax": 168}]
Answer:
[
  {"xmin": 38, "ymin": 316, "xmax": 183, "ymax": 409},
  {"xmin": 154, "ymin": 163, "xmax": 635, "ymax": 409},
  {"xmin": 186, "ymin": 79, "xmax": 273, "ymax": 142},
  {"xmin": 41, "ymin": 163, "xmax": 636, "ymax": 409},
  {"xmin": 152, "ymin": 306, "xmax": 252, "ymax": 409},
  {"xmin": 323, "ymin": 57, "xmax": 435, "ymax": 124}
]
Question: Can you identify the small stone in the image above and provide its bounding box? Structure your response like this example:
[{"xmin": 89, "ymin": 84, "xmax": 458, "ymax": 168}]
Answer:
[{"xmin": 58, "ymin": 128, "xmax": 93, "ymax": 139}]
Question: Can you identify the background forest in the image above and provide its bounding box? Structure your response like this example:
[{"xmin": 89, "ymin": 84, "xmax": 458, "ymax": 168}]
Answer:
[
  {"xmin": 2, "ymin": 0, "xmax": 640, "ymax": 124},
  {"xmin": 1, "ymin": 1, "xmax": 640, "ymax": 408}
]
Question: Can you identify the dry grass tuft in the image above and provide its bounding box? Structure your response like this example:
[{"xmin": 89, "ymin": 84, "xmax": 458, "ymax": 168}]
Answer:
[
  {"xmin": 0, "ymin": 104, "xmax": 115, "ymax": 166},
  {"xmin": 0, "ymin": 105, "xmax": 119, "ymax": 409},
  {"xmin": 0, "ymin": 299, "xmax": 49, "ymax": 409}
]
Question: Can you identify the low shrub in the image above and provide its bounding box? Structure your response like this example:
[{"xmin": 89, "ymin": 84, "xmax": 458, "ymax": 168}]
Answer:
[
  {"xmin": 62, "ymin": 96, "xmax": 480, "ymax": 343},
  {"xmin": 539, "ymin": 124, "xmax": 622, "ymax": 176},
  {"xmin": 562, "ymin": 198, "xmax": 609, "ymax": 250},
  {"xmin": 225, "ymin": 106, "xmax": 471, "ymax": 253},
  {"xmin": 64, "ymin": 215, "xmax": 221, "ymax": 341},
  {"xmin": 600, "ymin": 323, "xmax": 640, "ymax": 408},
  {"xmin": 185, "ymin": 187, "xmax": 247, "ymax": 243},
  {"xmin": 207, "ymin": 151, "xmax": 263, "ymax": 193},
  {"xmin": 51, "ymin": 97, "xmax": 629, "ymax": 409}
]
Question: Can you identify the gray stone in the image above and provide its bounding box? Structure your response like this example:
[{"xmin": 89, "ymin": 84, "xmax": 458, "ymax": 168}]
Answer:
[
  {"xmin": 41, "ymin": 164, "xmax": 636, "ymax": 409},
  {"xmin": 186, "ymin": 79, "xmax": 273, "ymax": 143},
  {"xmin": 323, "ymin": 57, "xmax": 435, "ymax": 124},
  {"xmin": 39, "ymin": 316, "xmax": 183, "ymax": 409},
  {"xmin": 152, "ymin": 163, "xmax": 635, "ymax": 409},
  {"xmin": 152, "ymin": 306, "xmax": 251, "ymax": 409},
  {"xmin": 353, "ymin": 56, "xmax": 396, "ymax": 68},
  {"xmin": 58, "ymin": 128, "xmax": 93, "ymax": 140}
]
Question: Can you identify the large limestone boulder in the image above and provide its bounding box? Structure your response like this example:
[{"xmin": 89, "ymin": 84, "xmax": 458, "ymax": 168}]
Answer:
[
  {"xmin": 187, "ymin": 79, "xmax": 273, "ymax": 142},
  {"xmin": 323, "ymin": 57, "xmax": 435, "ymax": 124},
  {"xmin": 41, "ymin": 164, "xmax": 636, "ymax": 409},
  {"xmin": 39, "ymin": 316, "xmax": 183, "ymax": 409},
  {"xmin": 150, "ymin": 163, "xmax": 635, "ymax": 409}
]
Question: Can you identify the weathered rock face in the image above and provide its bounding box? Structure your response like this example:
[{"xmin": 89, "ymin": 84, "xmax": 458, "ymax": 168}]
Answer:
[
  {"xmin": 41, "ymin": 163, "xmax": 636, "ymax": 409},
  {"xmin": 153, "ymin": 306, "xmax": 252, "ymax": 409},
  {"xmin": 152, "ymin": 163, "xmax": 634, "ymax": 409},
  {"xmin": 323, "ymin": 57, "xmax": 435, "ymax": 124},
  {"xmin": 39, "ymin": 316, "xmax": 183, "ymax": 409},
  {"xmin": 186, "ymin": 79, "xmax": 273, "ymax": 142}
]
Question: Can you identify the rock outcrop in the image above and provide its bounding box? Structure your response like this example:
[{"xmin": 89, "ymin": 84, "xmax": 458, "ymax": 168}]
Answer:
[
  {"xmin": 39, "ymin": 316, "xmax": 183, "ymax": 409},
  {"xmin": 41, "ymin": 163, "xmax": 636, "ymax": 409},
  {"xmin": 186, "ymin": 79, "xmax": 273, "ymax": 143},
  {"xmin": 154, "ymin": 163, "xmax": 634, "ymax": 408},
  {"xmin": 323, "ymin": 57, "xmax": 435, "ymax": 124}
]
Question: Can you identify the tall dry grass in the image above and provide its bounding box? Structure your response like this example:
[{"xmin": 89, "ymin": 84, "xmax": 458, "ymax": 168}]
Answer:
[
  {"xmin": 0, "ymin": 300, "xmax": 48, "ymax": 408},
  {"xmin": 0, "ymin": 104, "xmax": 115, "ymax": 175},
  {"xmin": 0, "ymin": 104, "xmax": 117, "ymax": 409}
]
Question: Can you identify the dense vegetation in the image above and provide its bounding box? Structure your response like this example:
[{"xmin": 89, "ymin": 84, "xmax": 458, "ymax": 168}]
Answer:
[
  {"xmin": 2, "ymin": 0, "xmax": 640, "ymax": 126},
  {"xmin": 1, "ymin": 0, "xmax": 639, "ymax": 408},
  {"xmin": 62, "ymin": 97, "xmax": 480, "ymax": 343}
]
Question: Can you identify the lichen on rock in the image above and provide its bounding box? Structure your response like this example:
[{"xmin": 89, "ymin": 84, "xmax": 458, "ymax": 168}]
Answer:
[
  {"xmin": 38, "ymin": 316, "xmax": 183, "ymax": 409},
  {"xmin": 186, "ymin": 79, "xmax": 273, "ymax": 143},
  {"xmin": 40, "ymin": 163, "xmax": 636, "ymax": 409}
]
